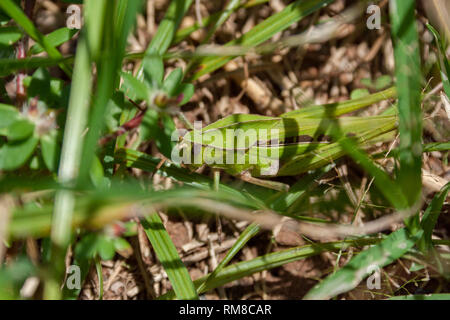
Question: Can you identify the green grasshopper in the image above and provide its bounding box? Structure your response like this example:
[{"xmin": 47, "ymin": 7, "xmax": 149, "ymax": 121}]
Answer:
[{"xmin": 171, "ymin": 87, "xmax": 398, "ymax": 191}]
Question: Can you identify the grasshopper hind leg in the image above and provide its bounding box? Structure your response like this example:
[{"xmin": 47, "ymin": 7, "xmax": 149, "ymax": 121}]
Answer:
[{"xmin": 238, "ymin": 171, "xmax": 290, "ymax": 192}]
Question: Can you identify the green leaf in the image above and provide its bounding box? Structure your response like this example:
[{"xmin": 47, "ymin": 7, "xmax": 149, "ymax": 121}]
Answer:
[
  {"xmin": 29, "ymin": 27, "xmax": 78, "ymax": 55},
  {"xmin": 40, "ymin": 130, "xmax": 61, "ymax": 172},
  {"xmin": 156, "ymin": 113, "xmax": 177, "ymax": 158},
  {"xmin": 113, "ymin": 237, "xmax": 132, "ymax": 252},
  {"xmin": 0, "ymin": 103, "xmax": 20, "ymax": 133},
  {"xmin": 73, "ymin": 233, "xmax": 116, "ymax": 262},
  {"xmin": 6, "ymin": 119, "xmax": 34, "ymax": 141},
  {"xmin": 142, "ymin": 213, "xmax": 198, "ymax": 300},
  {"xmin": 74, "ymin": 233, "xmax": 99, "ymax": 260},
  {"xmin": 120, "ymin": 71, "xmax": 150, "ymax": 101},
  {"xmin": 145, "ymin": 0, "xmax": 193, "ymax": 56},
  {"xmin": 24, "ymin": 68, "xmax": 66, "ymax": 108},
  {"xmin": 0, "ymin": 26, "xmax": 22, "ymax": 45},
  {"xmin": 135, "ymin": 0, "xmax": 192, "ymax": 83},
  {"xmin": 303, "ymin": 228, "xmax": 422, "ymax": 300},
  {"xmin": 163, "ymin": 68, "xmax": 183, "ymax": 96},
  {"xmin": 0, "ymin": 136, "xmax": 38, "ymax": 170},
  {"xmin": 143, "ymin": 55, "xmax": 164, "ymax": 87},
  {"xmin": 97, "ymin": 235, "xmax": 116, "ymax": 261},
  {"xmin": 174, "ymin": 83, "xmax": 194, "ymax": 106},
  {"xmin": 0, "ymin": 56, "xmax": 72, "ymax": 76},
  {"xmin": 139, "ymin": 108, "xmax": 159, "ymax": 142},
  {"xmin": 104, "ymin": 92, "xmax": 132, "ymax": 132},
  {"xmin": 139, "ymin": 110, "xmax": 176, "ymax": 158}
]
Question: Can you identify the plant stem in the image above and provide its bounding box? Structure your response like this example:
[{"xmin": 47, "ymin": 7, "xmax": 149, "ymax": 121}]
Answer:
[{"xmin": 45, "ymin": 34, "xmax": 92, "ymax": 300}]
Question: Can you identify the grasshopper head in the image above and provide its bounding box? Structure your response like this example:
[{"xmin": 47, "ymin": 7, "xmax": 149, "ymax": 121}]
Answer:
[{"xmin": 171, "ymin": 129, "xmax": 204, "ymax": 169}]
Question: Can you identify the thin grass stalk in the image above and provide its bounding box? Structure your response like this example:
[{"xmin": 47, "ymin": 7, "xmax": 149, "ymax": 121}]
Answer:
[{"xmin": 45, "ymin": 34, "xmax": 92, "ymax": 300}]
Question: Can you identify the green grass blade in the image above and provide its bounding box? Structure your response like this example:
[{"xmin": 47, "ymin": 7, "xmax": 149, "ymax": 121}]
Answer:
[
  {"xmin": 0, "ymin": 56, "xmax": 72, "ymax": 76},
  {"xmin": 29, "ymin": 27, "xmax": 78, "ymax": 55},
  {"xmin": 94, "ymin": 257, "xmax": 104, "ymax": 300},
  {"xmin": 173, "ymin": 0, "xmax": 269, "ymax": 44},
  {"xmin": 270, "ymin": 165, "xmax": 333, "ymax": 213},
  {"xmin": 84, "ymin": 0, "xmax": 108, "ymax": 60},
  {"xmin": 141, "ymin": 213, "xmax": 198, "ymax": 300},
  {"xmin": 0, "ymin": 0, "xmax": 72, "ymax": 76},
  {"xmin": 0, "ymin": 26, "xmax": 22, "ymax": 45},
  {"xmin": 373, "ymin": 142, "xmax": 450, "ymax": 159},
  {"xmin": 9, "ymin": 186, "xmax": 264, "ymax": 239},
  {"xmin": 390, "ymin": 0, "xmax": 423, "ymax": 212},
  {"xmin": 304, "ymin": 228, "xmax": 423, "ymax": 300},
  {"xmin": 329, "ymin": 124, "xmax": 409, "ymax": 210},
  {"xmin": 51, "ymin": 36, "xmax": 91, "ymax": 243},
  {"xmin": 47, "ymin": 33, "xmax": 92, "ymax": 299},
  {"xmin": 135, "ymin": 0, "xmax": 193, "ymax": 82},
  {"xmin": 188, "ymin": 0, "xmax": 334, "ymax": 80},
  {"xmin": 282, "ymin": 87, "xmax": 397, "ymax": 118},
  {"xmin": 79, "ymin": 0, "xmax": 142, "ymax": 184},
  {"xmin": 197, "ymin": 223, "xmax": 260, "ymax": 293},
  {"xmin": 418, "ymin": 182, "xmax": 450, "ymax": 252},
  {"xmin": 423, "ymin": 142, "xmax": 450, "ymax": 152},
  {"xmin": 146, "ymin": 0, "xmax": 193, "ymax": 55},
  {"xmin": 202, "ymin": 0, "xmax": 241, "ymax": 44},
  {"xmin": 158, "ymin": 237, "xmax": 382, "ymax": 299},
  {"xmin": 427, "ymin": 23, "xmax": 450, "ymax": 98}
]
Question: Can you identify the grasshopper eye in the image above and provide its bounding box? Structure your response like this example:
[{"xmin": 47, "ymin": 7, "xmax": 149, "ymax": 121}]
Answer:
[{"xmin": 316, "ymin": 134, "xmax": 332, "ymax": 142}]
